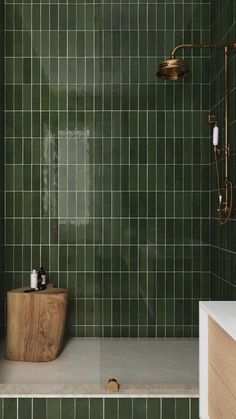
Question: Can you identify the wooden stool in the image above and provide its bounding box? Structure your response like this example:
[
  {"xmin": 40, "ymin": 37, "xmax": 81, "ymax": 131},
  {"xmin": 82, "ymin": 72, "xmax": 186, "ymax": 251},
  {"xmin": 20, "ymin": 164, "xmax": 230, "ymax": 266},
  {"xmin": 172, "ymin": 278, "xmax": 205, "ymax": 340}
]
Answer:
[{"xmin": 6, "ymin": 287, "xmax": 68, "ymax": 362}]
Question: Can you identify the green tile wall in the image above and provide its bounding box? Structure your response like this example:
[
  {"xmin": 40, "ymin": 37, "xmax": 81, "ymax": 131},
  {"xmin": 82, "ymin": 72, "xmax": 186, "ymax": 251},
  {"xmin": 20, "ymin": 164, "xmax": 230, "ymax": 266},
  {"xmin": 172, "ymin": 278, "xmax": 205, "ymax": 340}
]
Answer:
[
  {"xmin": 0, "ymin": 0, "xmax": 4, "ymax": 341},
  {"xmin": 4, "ymin": 0, "xmax": 211, "ymax": 338},
  {"xmin": 0, "ymin": 398, "xmax": 199, "ymax": 419},
  {"xmin": 210, "ymin": 0, "xmax": 236, "ymax": 299}
]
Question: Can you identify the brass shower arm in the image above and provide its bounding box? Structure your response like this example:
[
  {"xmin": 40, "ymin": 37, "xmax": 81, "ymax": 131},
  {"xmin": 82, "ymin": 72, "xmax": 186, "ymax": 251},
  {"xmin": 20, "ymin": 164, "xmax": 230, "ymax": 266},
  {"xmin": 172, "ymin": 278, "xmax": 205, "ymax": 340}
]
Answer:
[{"xmin": 171, "ymin": 43, "xmax": 236, "ymax": 59}]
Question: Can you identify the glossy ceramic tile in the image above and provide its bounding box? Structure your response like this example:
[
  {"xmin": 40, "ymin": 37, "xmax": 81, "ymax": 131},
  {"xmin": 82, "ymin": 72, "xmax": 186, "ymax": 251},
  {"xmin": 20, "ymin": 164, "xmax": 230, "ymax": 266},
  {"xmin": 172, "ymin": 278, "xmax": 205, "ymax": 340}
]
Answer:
[
  {"xmin": 4, "ymin": 0, "xmax": 211, "ymax": 338},
  {"xmin": 210, "ymin": 0, "xmax": 236, "ymax": 299},
  {"xmin": 0, "ymin": 397, "xmax": 199, "ymax": 419},
  {"xmin": 0, "ymin": 338, "xmax": 198, "ymax": 397},
  {"xmin": 0, "ymin": 0, "xmax": 4, "ymax": 341}
]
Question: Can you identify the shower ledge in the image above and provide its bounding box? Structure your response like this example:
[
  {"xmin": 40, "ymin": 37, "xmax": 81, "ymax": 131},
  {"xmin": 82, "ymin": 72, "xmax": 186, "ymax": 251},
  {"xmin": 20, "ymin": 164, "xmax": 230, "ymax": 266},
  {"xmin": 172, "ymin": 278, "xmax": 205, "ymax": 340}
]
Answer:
[
  {"xmin": 0, "ymin": 383, "xmax": 199, "ymax": 398},
  {"xmin": 0, "ymin": 338, "xmax": 199, "ymax": 398}
]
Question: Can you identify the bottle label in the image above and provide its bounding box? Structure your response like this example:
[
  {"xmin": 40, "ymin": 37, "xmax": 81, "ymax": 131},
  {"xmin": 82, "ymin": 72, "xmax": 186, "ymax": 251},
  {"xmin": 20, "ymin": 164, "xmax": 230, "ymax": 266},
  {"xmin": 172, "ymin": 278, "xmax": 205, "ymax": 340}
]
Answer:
[{"xmin": 41, "ymin": 275, "xmax": 46, "ymax": 285}]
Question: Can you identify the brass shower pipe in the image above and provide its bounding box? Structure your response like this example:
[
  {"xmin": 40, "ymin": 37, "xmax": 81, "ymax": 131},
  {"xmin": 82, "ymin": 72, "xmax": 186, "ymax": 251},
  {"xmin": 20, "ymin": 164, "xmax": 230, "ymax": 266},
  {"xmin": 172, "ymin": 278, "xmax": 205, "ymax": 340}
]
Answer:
[{"xmin": 170, "ymin": 42, "xmax": 236, "ymax": 223}]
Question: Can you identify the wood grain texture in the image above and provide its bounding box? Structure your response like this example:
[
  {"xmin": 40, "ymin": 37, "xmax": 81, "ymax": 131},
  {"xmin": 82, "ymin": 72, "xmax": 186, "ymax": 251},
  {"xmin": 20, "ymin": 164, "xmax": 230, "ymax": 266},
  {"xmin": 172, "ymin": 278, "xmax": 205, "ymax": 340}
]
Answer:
[
  {"xmin": 209, "ymin": 364, "xmax": 236, "ymax": 419},
  {"xmin": 208, "ymin": 316, "xmax": 236, "ymax": 399},
  {"xmin": 6, "ymin": 288, "xmax": 68, "ymax": 362}
]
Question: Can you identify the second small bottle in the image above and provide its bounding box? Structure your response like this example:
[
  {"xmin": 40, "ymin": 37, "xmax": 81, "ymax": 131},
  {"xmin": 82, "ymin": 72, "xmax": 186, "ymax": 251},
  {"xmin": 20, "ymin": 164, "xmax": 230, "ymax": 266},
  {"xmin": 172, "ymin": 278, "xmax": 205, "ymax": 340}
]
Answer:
[{"xmin": 38, "ymin": 267, "xmax": 47, "ymax": 290}]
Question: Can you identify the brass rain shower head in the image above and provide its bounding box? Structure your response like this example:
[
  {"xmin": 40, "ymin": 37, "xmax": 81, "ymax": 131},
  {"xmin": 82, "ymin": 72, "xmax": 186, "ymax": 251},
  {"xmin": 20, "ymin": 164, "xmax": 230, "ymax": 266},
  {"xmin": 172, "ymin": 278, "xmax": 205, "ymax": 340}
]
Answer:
[{"xmin": 156, "ymin": 58, "xmax": 189, "ymax": 80}]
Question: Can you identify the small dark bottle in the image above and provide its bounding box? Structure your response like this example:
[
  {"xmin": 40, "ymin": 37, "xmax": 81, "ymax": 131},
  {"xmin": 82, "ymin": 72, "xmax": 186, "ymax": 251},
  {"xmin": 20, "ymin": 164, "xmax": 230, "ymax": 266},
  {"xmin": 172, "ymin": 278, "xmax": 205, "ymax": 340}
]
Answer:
[{"xmin": 38, "ymin": 267, "xmax": 47, "ymax": 288}]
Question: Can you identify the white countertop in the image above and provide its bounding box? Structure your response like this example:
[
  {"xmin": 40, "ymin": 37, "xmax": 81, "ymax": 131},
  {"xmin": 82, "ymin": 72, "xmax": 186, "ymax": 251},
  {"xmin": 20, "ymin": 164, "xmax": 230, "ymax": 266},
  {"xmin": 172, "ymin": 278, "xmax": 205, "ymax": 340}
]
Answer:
[{"xmin": 200, "ymin": 301, "xmax": 236, "ymax": 340}]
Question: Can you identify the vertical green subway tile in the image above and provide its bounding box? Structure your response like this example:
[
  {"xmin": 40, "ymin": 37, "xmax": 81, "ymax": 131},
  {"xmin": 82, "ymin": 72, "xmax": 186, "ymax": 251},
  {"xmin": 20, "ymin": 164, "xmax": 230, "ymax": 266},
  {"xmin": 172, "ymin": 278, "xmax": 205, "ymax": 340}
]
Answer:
[
  {"xmin": 3, "ymin": 399, "xmax": 17, "ymax": 419},
  {"xmin": 76, "ymin": 399, "xmax": 89, "ymax": 419},
  {"xmin": 176, "ymin": 399, "xmax": 189, "ymax": 419},
  {"xmin": 210, "ymin": 0, "xmax": 236, "ymax": 300},
  {"xmin": 190, "ymin": 398, "xmax": 199, "ymax": 419},
  {"xmin": 105, "ymin": 399, "xmax": 118, "ymax": 419},
  {"xmin": 133, "ymin": 399, "xmax": 147, "ymax": 419},
  {"xmin": 3, "ymin": 0, "xmax": 212, "ymax": 338},
  {"xmin": 147, "ymin": 398, "xmax": 160, "ymax": 419},
  {"xmin": 90, "ymin": 399, "xmax": 103, "ymax": 419},
  {"xmin": 118, "ymin": 399, "xmax": 132, "ymax": 419},
  {"xmin": 61, "ymin": 399, "xmax": 75, "ymax": 419},
  {"xmin": 162, "ymin": 399, "xmax": 175, "ymax": 419},
  {"xmin": 18, "ymin": 399, "xmax": 32, "ymax": 419},
  {"xmin": 33, "ymin": 399, "xmax": 46, "ymax": 419},
  {"xmin": 46, "ymin": 399, "xmax": 60, "ymax": 419}
]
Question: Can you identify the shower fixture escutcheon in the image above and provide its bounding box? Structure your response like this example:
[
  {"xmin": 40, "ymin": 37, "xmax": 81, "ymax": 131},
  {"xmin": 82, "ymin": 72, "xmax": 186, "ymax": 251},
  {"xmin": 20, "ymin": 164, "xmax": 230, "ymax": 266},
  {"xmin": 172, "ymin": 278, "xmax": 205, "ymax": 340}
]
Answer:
[{"xmin": 157, "ymin": 42, "xmax": 236, "ymax": 225}]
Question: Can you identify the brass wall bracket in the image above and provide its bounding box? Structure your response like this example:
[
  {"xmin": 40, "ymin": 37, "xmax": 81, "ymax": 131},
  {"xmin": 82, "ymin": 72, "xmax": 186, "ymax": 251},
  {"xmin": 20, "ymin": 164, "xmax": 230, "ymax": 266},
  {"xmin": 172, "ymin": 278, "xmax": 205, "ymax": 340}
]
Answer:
[
  {"xmin": 208, "ymin": 114, "xmax": 218, "ymax": 125},
  {"xmin": 223, "ymin": 145, "xmax": 230, "ymax": 157}
]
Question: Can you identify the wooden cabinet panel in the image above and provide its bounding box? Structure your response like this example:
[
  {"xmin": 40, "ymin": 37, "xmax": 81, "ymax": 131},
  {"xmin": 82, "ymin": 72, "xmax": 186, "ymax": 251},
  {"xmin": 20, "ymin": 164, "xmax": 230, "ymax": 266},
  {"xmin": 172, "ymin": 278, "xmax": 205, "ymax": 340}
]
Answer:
[
  {"xmin": 209, "ymin": 364, "xmax": 236, "ymax": 419},
  {"xmin": 208, "ymin": 316, "xmax": 236, "ymax": 399}
]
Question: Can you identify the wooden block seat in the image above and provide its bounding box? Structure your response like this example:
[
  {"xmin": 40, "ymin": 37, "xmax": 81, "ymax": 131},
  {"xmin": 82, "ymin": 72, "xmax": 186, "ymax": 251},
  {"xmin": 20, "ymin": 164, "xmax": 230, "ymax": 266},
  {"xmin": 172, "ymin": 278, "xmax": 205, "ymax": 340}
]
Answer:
[{"xmin": 6, "ymin": 287, "xmax": 68, "ymax": 362}]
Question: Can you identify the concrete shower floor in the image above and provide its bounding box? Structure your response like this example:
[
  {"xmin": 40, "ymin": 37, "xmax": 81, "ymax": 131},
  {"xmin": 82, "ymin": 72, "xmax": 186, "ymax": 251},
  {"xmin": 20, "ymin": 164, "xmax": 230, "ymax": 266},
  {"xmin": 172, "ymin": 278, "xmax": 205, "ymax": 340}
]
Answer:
[{"xmin": 0, "ymin": 339, "xmax": 199, "ymax": 397}]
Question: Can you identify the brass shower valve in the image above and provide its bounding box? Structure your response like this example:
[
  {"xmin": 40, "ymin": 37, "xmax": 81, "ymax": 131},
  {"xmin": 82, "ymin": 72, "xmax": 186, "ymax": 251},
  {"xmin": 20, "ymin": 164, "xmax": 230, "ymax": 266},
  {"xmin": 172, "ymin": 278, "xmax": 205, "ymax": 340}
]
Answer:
[
  {"xmin": 217, "ymin": 198, "xmax": 231, "ymax": 214},
  {"xmin": 213, "ymin": 145, "xmax": 221, "ymax": 155},
  {"xmin": 218, "ymin": 203, "xmax": 233, "ymax": 214},
  {"xmin": 213, "ymin": 145, "xmax": 230, "ymax": 156},
  {"xmin": 223, "ymin": 202, "xmax": 230, "ymax": 212}
]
